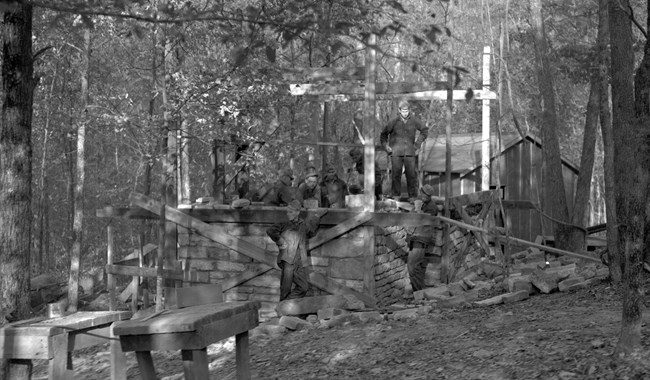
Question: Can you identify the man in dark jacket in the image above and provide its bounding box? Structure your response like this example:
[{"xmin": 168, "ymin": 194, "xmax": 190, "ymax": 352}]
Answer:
[
  {"xmin": 297, "ymin": 164, "xmax": 322, "ymax": 208},
  {"xmin": 380, "ymin": 100, "xmax": 428, "ymax": 200},
  {"xmin": 266, "ymin": 200, "xmax": 327, "ymax": 301},
  {"xmin": 262, "ymin": 168, "xmax": 295, "ymax": 206},
  {"xmin": 320, "ymin": 165, "xmax": 348, "ymax": 208},
  {"xmin": 406, "ymin": 184, "xmax": 439, "ymax": 291}
]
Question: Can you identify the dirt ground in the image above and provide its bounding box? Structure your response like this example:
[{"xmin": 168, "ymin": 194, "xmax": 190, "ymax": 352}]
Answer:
[{"xmin": 31, "ymin": 280, "xmax": 650, "ymax": 380}]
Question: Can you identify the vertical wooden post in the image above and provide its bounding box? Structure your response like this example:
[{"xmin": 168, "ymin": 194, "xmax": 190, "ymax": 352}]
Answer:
[
  {"xmin": 212, "ymin": 139, "xmax": 226, "ymax": 203},
  {"xmin": 481, "ymin": 46, "xmax": 491, "ymax": 191},
  {"xmin": 155, "ymin": 204, "xmax": 166, "ymax": 312},
  {"xmin": 363, "ymin": 33, "xmax": 377, "ymax": 212},
  {"xmin": 107, "ymin": 223, "xmax": 116, "ymax": 311},
  {"xmin": 178, "ymin": 120, "xmax": 191, "ymax": 205},
  {"xmin": 322, "ymin": 102, "xmax": 330, "ymax": 168},
  {"xmin": 441, "ymin": 69, "xmax": 454, "ymax": 283},
  {"xmin": 310, "ymin": 102, "xmax": 319, "ymax": 166}
]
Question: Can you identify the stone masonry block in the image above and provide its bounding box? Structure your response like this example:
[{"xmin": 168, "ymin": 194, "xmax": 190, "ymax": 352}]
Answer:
[
  {"xmin": 317, "ymin": 308, "xmax": 350, "ymax": 320},
  {"xmin": 558, "ymin": 276, "xmax": 585, "ymax": 292},
  {"xmin": 502, "ymin": 290, "xmax": 529, "ymax": 303}
]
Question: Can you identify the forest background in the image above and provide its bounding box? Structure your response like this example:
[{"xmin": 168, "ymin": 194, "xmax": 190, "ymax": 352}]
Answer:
[{"xmin": 1, "ymin": 0, "xmax": 650, "ymax": 360}]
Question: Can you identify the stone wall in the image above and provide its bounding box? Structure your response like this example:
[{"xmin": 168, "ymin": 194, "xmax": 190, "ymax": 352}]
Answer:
[
  {"xmin": 178, "ymin": 214, "xmax": 496, "ymax": 316},
  {"xmin": 178, "ymin": 221, "xmax": 375, "ymax": 318},
  {"xmin": 373, "ymin": 226, "xmax": 410, "ymax": 306}
]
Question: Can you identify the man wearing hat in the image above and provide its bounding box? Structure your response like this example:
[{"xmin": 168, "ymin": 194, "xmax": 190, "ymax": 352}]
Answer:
[
  {"xmin": 406, "ymin": 184, "xmax": 439, "ymax": 291},
  {"xmin": 297, "ymin": 163, "xmax": 322, "ymax": 208},
  {"xmin": 262, "ymin": 168, "xmax": 296, "ymax": 206},
  {"xmin": 380, "ymin": 99, "xmax": 428, "ymax": 200},
  {"xmin": 320, "ymin": 165, "xmax": 348, "ymax": 208},
  {"xmin": 266, "ymin": 200, "xmax": 328, "ymax": 301}
]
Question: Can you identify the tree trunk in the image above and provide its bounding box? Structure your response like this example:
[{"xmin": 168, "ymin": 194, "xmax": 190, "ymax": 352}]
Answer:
[
  {"xmin": 568, "ymin": 62, "xmax": 599, "ymax": 252},
  {"xmin": 530, "ymin": 0, "xmax": 572, "ymax": 250},
  {"xmin": 609, "ymin": 0, "xmax": 645, "ymax": 357},
  {"xmin": 0, "ymin": 1, "xmax": 34, "ymax": 320},
  {"xmin": 37, "ymin": 72, "xmax": 56, "ymax": 272},
  {"xmin": 161, "ymin": 29, "xmax": 178, "ymax": 283},
  {"xmin": 68, "ymin": 27, "xmax": 91, "ymax": 312},
  {"xmin": 598, "ymin": 0, "xmax": 621, "ymax": 283},
  {"xmin": 0, "ymin": 4, "xmax": 34, "ymax": 377}
]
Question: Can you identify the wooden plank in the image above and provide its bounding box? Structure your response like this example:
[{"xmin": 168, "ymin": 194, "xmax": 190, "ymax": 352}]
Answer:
[
  {"xmin": 130, "ymin": 192, "xmax": 279, "ymax": 269},
  {"xmin": 181, "ymin": 348, "xmax": 209, "ymax": 380},
  {"xmin": 363, "ymin": 33, "xmax": 377, "ymax": 212},
  {"xmin": 106, "ymin": 264, "xmax": 209, "ymax": 283},
  {"xmin": 134, "ymin": 351, "xmax": 157, "ymax": 380},
  {"xmin": 289, "ymin": 81, "xmax": 449, "ymax": 96},
  {"xmin": 118, "ymin": 278, "xmax": 137, "ymax": 303},
  {"xmin": 302, "ymin": 89, "xmax": 498, "ymax": 102},
  {"xmin": 47, "ymin": 333, "xmax": 69, "ymax": 378},
  {"xmin": 108, "ymin": 224, "xmax": 116, "ymax": 311},
  {"xmin": 521, "ymin": 139, "xmax": 532, "ymax": 241},
  {"xmin": 235, "ymin": 331, "xmax": 250, "ymax": 380},
  {"xmin": 97, "ymin": 205, "xmax": 442, "ymax": 228},
  {"xmin": 164, "ymin": 283, "xmax": 223, "ymax": 309},
  {"xmin": 114, "ymin": 301, "xmax": 260, "ymax": 336},
  {"xmin": 0, "ymin": 336, "xmax": 49, "ymax": 359},
  {"xmin": 221, "ymin": 266, "xmax": 275, "ymax": 291},
  {"xmin": 436, "ymin": 215, "xmax": 601, "ymax": 262},
  {"xmin": 115, "ymin": 244, "xmax": 157, "ymax": 266},
  {"xmin": 307, "ymin": 272, "xmax": 374, "ymax": 307},
  {"xmin": 96, "ymin": 206, "xmax": 157, "ymax": 219},
  {"xmin": 109, "ymin": 323, "xmax": 127, "ymax": 380},
  {"xmin": 282, "ymin": 66, "xmax": 366, "ymax": 82},
  {"xmin": 307, "ymin": 212, "xmax": 372, "ymax": 250},
  {"xmin": 14, "ymin": 311, "xmax": 132, "ymax": 334},
  {"xmin": 6, "ymin": 359, "xmax": 31, "ymax": 380},
  {"xmin": 117, "ymin": 309, "xmax": 258, "ymax": 352}
]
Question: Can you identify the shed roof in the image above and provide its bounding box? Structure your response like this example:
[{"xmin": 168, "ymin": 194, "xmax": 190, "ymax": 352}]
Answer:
[{"xmin": 420, "ymin": 133, "xmax": 579, "ymax": 174}]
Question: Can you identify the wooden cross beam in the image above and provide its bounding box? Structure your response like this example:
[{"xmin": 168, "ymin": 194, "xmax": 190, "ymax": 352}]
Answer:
[
  {"xmin": 130, "ymin": 192, "xmax": 375, "ymax": 305},
  {"xmin": 290, "ymin": 82, "xmax": 496, "ymax": 101}
]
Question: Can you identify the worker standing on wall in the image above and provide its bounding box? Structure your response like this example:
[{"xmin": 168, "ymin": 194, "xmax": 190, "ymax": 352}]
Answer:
[
  {"xmin": 266, "ymin": 200, "xmax": 327, "ymax": 301},
  {"xmin": 380, "ymin": 99, "xmax": 429, "ymax": 201}
]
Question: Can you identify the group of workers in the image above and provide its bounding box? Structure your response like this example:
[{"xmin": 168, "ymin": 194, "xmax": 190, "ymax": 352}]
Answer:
[{"xmin": 260, "ymin": 100, "xmax": 437, "ymax": 301}]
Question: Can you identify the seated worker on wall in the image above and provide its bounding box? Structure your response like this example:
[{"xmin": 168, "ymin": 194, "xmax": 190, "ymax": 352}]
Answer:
[
  {"xmin": 348, "ymin": 147, "xmax": 383, "ymax": 200},
  {"xmin": 297, "ymin": 164, "xmax": 321, "ymax": 208},
  {"xmin": 266, "ymin": 200, "xmax": 327, "ymax": 301},
  {"xmin": 406, "ymin": 184, "xmax": 439, "ymax": 291},
  {"xmin": 262, "ymin": 168, "xmax": 296, "ymax": 206},
  {"xmin": 320, "ymin": 165, "xmax": 348, "ymax": 209}
]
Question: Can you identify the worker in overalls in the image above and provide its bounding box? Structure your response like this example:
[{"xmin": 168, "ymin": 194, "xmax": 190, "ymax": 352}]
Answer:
[
  {"xmin": 406, "ymin": 184, "xmax": 439, "ymax": 291},
  {"xmin": 266, "ymin": 200, "xmax": 327, "ymax": 301}
]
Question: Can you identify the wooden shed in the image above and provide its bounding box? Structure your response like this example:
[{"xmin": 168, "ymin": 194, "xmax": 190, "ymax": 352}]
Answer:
[{"xmin": 420, "ymin": 133, "xmax": 580, "ymax": 242}]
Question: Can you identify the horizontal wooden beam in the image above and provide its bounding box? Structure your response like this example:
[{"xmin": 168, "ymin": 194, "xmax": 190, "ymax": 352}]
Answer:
[
  {"xmin": 282, "ymin": 66, "xmax": 365, "ymax": 82},
  {"xmin": 436, "ymin": 215, "xmax": 601, "ymax": 263},
  {"xmin": 289, "ymin": 81, "xmax": 449, "ymax": 96},
  {"xmin": 106, "ymin": 264, "xmax": 209, "ymax": 283},
  {"xmin": 301, "ymin": 89, "xmax": 497, "ymax": 102},
  {"xmin": 97, "ymin": 205, "xmax": 442, "ymax": 227}
]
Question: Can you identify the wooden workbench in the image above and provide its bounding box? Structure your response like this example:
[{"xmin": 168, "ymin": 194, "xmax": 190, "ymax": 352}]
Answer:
[
  {"xmin": 0, "ymin": 310, "xmax": 132, "ymax": 380},
  {"xmin": 113, "ymin": 301, "xmax": 260, "ymax": 380}
]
